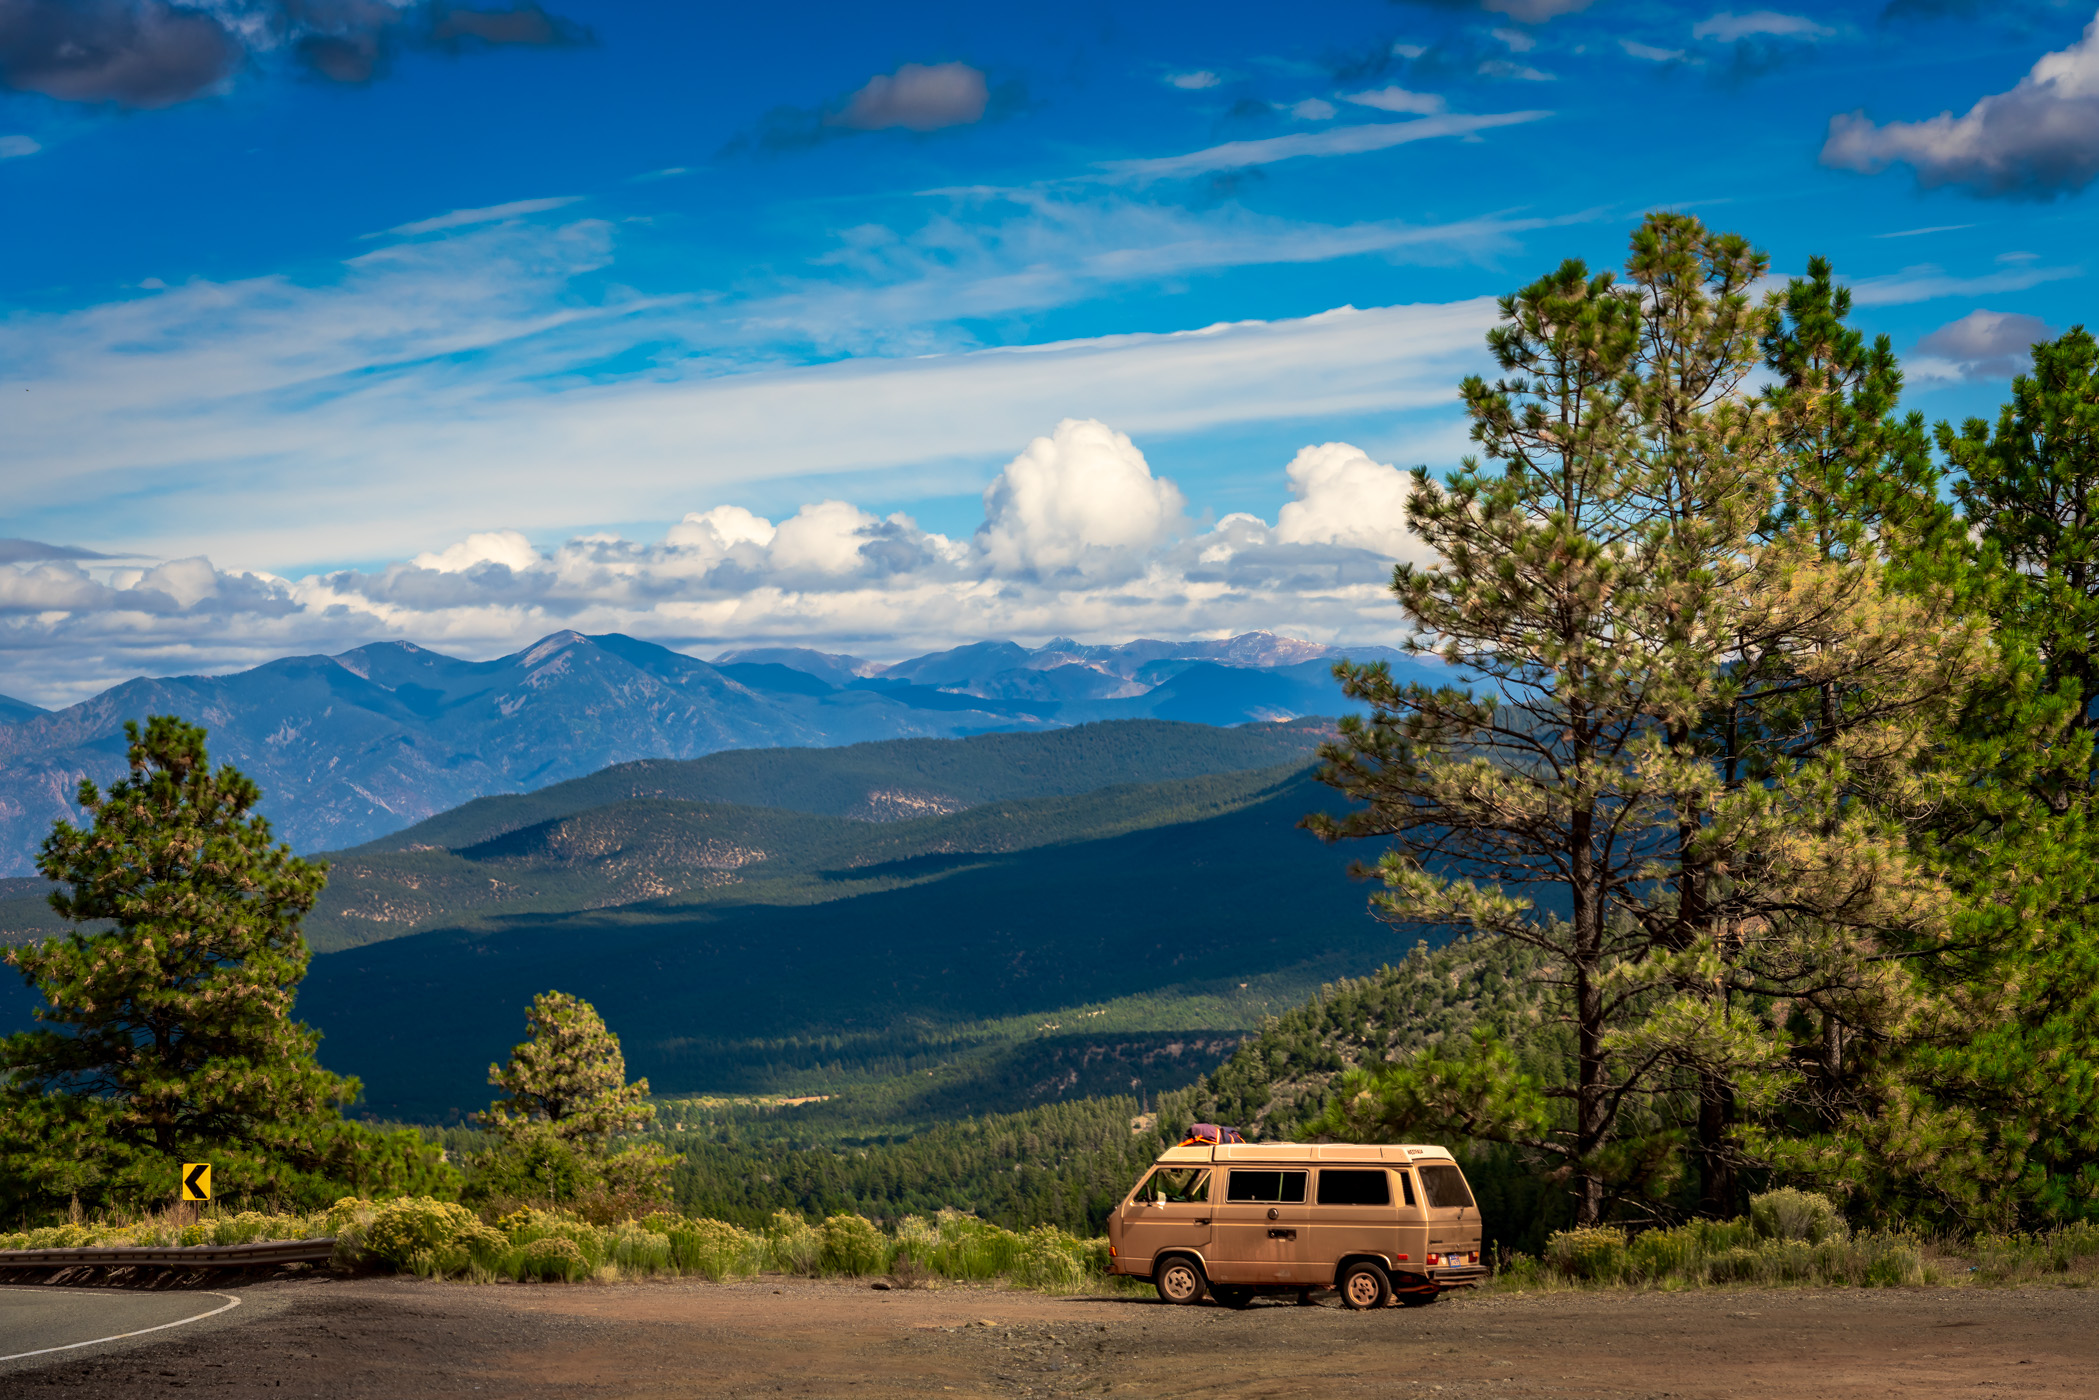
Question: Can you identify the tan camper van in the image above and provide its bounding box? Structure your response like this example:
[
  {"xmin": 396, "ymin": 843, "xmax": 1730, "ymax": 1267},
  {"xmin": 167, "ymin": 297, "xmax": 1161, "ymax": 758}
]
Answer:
[{"xmin": 1106, "ymin": 1142, "xmax": 1486, "ymax": 1309}]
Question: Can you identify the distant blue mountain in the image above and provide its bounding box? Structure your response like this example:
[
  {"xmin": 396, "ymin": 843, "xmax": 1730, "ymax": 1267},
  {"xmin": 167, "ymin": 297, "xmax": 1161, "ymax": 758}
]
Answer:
[
  {"xmin": 0, "ymin": 694, "xmax": 47, "ymax": 724},
  {"xmin": 0, "ymin": 630, "xmax": 1454, "ymax": 874}
]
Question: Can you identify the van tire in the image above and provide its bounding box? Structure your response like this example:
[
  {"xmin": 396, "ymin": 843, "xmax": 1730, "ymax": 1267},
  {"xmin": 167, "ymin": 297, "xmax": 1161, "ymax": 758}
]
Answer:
[
  {"xmin": 1212, "ymin": 1285, "xmax": 1255, "ymax": 1309},
  {"xmin": 1337, "ymin": 1261, "xmax": 1391, "ymax": 1311},
  {"xmin": 1155, "ymin": 1256, "xmax": 1208, "ymax": 1305}
]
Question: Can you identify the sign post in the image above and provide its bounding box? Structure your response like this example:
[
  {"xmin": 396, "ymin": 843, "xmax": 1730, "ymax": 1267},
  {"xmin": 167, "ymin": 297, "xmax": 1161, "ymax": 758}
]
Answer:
[{"xmin": 180, "ymin": 1163, "xmax": 212, "ymax": 1202}]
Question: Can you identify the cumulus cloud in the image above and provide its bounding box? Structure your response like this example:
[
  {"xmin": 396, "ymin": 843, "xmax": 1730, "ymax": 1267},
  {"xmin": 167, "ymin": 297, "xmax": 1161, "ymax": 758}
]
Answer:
[
  {"xmin": 0, "ymin": 425, "xmax": 1453, "ymax": 704},
  {"xmin": 1912, "ymin": 308, "xmax": 2057, "ymax": 380},
  {"xmin": 977, "ymin": 420, "xmax": 1186, "ymax": 581},
  {"xmin": 0, "ymin": 0, "xmax": 582, "ymax": 108},
  {"xmin": 1692, "ymin": 10, "xmax": 1834, "ymax": 42},
  {"xmin": 1274, "ymin": 443, "xmax": 1428, "ymax": 561},
  {"xmin": 1823, "ymin": 14, "xmax": 2099, "ymax": 197}
]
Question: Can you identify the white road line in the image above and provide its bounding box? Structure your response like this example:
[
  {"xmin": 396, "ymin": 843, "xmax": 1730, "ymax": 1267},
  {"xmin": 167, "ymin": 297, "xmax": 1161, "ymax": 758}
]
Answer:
[{"xmin": 0, "ymin": 1290, "xmax": 242, "ymax": 1362}]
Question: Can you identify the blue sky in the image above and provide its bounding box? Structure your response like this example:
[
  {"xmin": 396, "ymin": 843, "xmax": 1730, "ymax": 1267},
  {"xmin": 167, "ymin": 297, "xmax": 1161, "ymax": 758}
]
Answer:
[{"xmin": 3, "ymin": 0, "xmax": 2097, "ymax": 704}]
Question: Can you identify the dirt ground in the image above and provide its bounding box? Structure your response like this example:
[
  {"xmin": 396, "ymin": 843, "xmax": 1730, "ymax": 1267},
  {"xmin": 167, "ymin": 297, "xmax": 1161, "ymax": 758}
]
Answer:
[{"xmin": 5, "ymin": 1273, "xmax": 2096, "ymax": 1399}]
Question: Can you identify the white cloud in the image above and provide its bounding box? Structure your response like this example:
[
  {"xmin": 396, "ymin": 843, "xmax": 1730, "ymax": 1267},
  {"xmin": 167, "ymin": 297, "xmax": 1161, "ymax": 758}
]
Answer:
[
  {"xmin": 412, "ymin": 530, "xmax": 544, "ymax": 574},
  {"xmin": 1692, "ymin": 11, "xmax": 1834, "ymax": 42},
  {"xmin": 383, "ymin": 197, "xmax": 585, "ymax": 237},
  {"xmin": 1274, "ymin": 443, "xmax": 1430, "ymax": 563},
  {"xmin": 977, "ymin": 419, "xmax": 1186, "ymax": 580},
  {"xmin": 1289, "ymin": 98, "xmax": 1337, "ymax": 120},
  {"xmin": 1343, "ymin": 86, "xmax": 1447, "ymax": 116},
  {"xmin": 831, "ymin": 62, "xmax": 989, "ymax": 132},
  {"xmin": 3, "ymin": 194, "xmax": 1556, "ymax": 597},
  {"xmin": 1493, "ymin": 28, "xmax": 1537, "ymax": 52},
  {"xmin": 1845, "ymin": 261, "xmax": 2081, "ymax": 306},
  {"xmin": 1621, "ymin": 39, "xmax": 1690, "ymax": 63},
  {"xmin": 1101, "ymin": 111, "xmax": 1550, "ymax": 180},
  {"xmin": 1, "ymin": 426, "xmax": 1454, "ymax": 704},
  {"xmin": 1167, "ymin": 70, "xmax": 1220, "ymax": 90},
  {"xmin": 1391, "ymin": 43, "xmax": 1427, "ymax": 60},
  {"xmin": 0, "ymin": 135, "xmax": 40, "ymax": 159},
  {"xmin": 1822, "ymin": 15, "xmax": 2099, "ymax": 197}
]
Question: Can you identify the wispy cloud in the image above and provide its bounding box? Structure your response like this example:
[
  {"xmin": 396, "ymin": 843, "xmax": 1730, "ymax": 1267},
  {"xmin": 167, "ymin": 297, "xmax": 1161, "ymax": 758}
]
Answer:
[
  {"xmin": 0, "ymin": 207, "xmax": 1514, "ymax": 574},
  {"xmin": 1167, "ymin": 70, "xmax": 1221, "ymax": 90},
  {"xmin": 0, "ymin": 133, "xmax": 39, "ymax": 158},
  {"xmin": 1099, "ymin": 111, "xmax": 1550, "ymax": 180},
  {"xmin": 1620, "ymin": 39, "xmax": 1691, "ymax": 63},
  {"xmin": 1692, "ymin": 11, "xmax": 1836, "ymax": 42},
  {"xmin": 1873, "ymin": 223, "xmax": 1976, "ymax": 238},
  {"xmin": 1342, "ymin": 86, "xmax": 1446, "ymax": 115},
  {"xmin": 1845, "ymin": 260, "xmax": 2081, "ymax": 306},
  {"xmin": 382, "ymin": 196, "xmax": 586, "ymax": 237}
]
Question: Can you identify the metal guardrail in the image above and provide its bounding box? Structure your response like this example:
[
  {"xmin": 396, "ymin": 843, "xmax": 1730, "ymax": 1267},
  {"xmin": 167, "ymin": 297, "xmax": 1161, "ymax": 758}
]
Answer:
[{"xmin": 0, "ymin": 1237, "xmax": 337, "ymax": 1269}]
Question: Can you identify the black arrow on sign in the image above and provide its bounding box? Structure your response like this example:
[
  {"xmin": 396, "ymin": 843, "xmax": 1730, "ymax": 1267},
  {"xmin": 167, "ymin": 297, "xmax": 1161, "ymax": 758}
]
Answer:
[{"xmin": 184, "ymin": 1163, "xmax": 209, "ymax": 1198}]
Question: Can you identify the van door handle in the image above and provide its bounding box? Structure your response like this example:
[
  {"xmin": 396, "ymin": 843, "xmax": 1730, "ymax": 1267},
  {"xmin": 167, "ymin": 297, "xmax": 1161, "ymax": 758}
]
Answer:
[
  {"xmin": 1193, "ymin": 1219, "xmax": 1209, "ymax": 1226},
  {"xmin": 1267, "ymin": 1228, "xmax": 1297, "ymax": 1241}
]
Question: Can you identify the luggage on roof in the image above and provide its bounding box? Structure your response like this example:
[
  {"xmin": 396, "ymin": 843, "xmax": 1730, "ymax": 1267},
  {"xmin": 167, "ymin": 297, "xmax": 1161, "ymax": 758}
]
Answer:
[{"xmin": 1180, "ymin": 1123, "xmax": 1245, "ymax": 1145}]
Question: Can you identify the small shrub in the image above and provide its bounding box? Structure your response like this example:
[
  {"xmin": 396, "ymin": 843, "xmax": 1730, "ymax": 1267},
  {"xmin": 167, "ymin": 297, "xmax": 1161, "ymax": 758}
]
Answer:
[
  {"xmin": 1009, "ymin": 1225, "xmax": 1092, "ymax": 1293},
  {"xmin": 668, "ymin": 1218, "xmax": 755, "ymax": 1280},
  {"xmin": 1546, "ymin": 1226, "xmax": 1628, "ymax": 1282},
  {"xmin": 819, "ymin": 1213, "xmax": 888, "ymax": 1277},
  {"xmin": 1750, "ymin": 1189, "xmax": 1847, "ymax": 1245},
  {"xmin": 364, "ymin": 1197, "xmax": 506, "ymax": 1277},
  {"xmin": 760, "ymin": 1210, "xmax": 821, "ymax": 1276},
  {"xmin": 519, "ymin": 1236, "xmax": 588, "ymax": 1282}
]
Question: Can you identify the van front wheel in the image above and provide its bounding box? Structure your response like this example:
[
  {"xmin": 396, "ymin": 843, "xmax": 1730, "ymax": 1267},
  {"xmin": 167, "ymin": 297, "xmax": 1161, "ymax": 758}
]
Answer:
[
  {"xmin": 1338, "ymin": 1261, "xmax": 1391, "ymax": 1311},
  {"xmin": 1155, "ymin": 1257, "xmax": 1207, "ymax": 1305}
]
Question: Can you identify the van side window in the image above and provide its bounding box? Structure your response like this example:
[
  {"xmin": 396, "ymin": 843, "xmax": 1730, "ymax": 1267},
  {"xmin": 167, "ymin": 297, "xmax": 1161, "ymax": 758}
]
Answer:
[
  {"xmin": 1225, "ymin": 1169, "xmax": 1308, "ymax": 1204},
  {"xmin": 1315, "ymin": 1169, "xmax": 1390, "ymax": 1206},
  {"xmin": 1145, "ymin": 1168, "xmax": 1211, "ymax": 1203},
  {"xmin": 1418, "ymin": 1164, "xmax": 1476, "ymax": 1209},
  {"xmin": 1398, "ymin": 1169, "xmax": 1417, "ymax": 1207}
]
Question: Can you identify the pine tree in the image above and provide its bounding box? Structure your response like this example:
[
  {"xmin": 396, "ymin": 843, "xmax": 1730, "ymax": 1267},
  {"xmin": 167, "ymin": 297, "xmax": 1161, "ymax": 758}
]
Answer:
[
  {"xmin": 483, "ymin": 990, "xmax": 655, "ymax": 1147},
  {"xmin": 0, "ymin": 716, "xmax": 358, "ymax": 1210},
  {"xmin": 474, "ymin": 990, "xmax": 676, "ymax": 1209},
  {"xmin": 1307, "ymin": 214, "xmax": 1981, "ymax": 1223}
]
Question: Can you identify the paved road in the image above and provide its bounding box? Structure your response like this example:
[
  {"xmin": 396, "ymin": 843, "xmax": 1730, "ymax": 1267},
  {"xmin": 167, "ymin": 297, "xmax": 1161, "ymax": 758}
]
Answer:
[{"xmin": 0, "ymin": 1286, "xmax": 240, "ymax": 1371}]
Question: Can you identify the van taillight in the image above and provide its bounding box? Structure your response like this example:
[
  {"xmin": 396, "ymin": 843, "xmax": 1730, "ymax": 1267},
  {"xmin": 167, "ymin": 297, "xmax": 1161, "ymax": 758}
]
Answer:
[{"xmin": 1108, "ymin": 1246, "xmax": 1116, "ymax": 1258}]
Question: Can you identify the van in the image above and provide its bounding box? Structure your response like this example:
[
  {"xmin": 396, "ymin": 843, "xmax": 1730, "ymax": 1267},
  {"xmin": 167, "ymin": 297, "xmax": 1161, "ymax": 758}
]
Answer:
[{"xmin": 1105, "ymin": 1142, "xmax": 1486, "ymax": 1309}]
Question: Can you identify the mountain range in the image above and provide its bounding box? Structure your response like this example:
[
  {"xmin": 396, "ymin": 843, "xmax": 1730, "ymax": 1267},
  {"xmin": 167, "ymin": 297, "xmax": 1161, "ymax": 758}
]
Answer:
[
  {"xmin": 0, "ymin": 718, "xmax": 1415, "ymax": 1123},
  {"xmin": 0, "ymin": 629, "xmax": 1438, "ymax": 875}
]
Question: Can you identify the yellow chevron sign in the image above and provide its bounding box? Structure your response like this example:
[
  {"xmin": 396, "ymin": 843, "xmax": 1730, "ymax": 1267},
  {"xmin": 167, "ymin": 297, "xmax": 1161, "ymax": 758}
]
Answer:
[{"xmin": 180, "ymin": 1163, "xmax": 212, "ymax": 1201}]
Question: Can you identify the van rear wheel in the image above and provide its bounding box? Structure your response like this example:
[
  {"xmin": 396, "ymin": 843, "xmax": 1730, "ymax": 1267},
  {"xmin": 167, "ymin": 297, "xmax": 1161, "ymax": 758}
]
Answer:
[
  {"xmin": 1155, "ymin": 1257, "xmax": 1207, "ymax": 1305},
  {"xmin": 1338, "ymin": 1261, "xmax": 1391, "ymax": 1311}
]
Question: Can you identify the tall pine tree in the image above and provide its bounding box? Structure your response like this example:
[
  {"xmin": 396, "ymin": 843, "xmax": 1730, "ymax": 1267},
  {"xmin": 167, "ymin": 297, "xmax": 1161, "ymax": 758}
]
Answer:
[{"xmin": 0, "ymin": 717, "xmax": 362, "ymax": 1212}]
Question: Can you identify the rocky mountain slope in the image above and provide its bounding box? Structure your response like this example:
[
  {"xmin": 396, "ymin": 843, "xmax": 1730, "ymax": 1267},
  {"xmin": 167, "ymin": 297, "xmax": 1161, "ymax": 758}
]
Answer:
[{"xmin": 0, "ymin": 630, "xmax": 1432, "ymax": 873}]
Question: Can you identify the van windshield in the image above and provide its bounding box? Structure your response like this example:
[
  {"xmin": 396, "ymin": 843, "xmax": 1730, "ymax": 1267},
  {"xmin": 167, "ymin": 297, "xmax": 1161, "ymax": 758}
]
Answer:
[
  {"xmin": 1144, "ymin": 1167, "xmax": 1211, "ymax": 1204},
  {"xmin": 1417, "ymin": 1164, "xmax": 1475, "ymax": 1209}
]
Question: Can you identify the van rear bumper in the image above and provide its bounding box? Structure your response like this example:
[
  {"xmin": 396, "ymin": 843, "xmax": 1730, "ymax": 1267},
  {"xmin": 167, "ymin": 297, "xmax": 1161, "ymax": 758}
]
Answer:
[{"xmin": 1427, "ymin": 1264, "xmax": 1489, "ymax": 1287}]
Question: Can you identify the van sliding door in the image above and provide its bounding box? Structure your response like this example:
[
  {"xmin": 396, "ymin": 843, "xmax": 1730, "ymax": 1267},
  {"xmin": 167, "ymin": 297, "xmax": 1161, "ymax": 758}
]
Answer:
[{"xmin": 1210, "ymin": 1167, "xmax": 1309, "ymax": 1285}]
